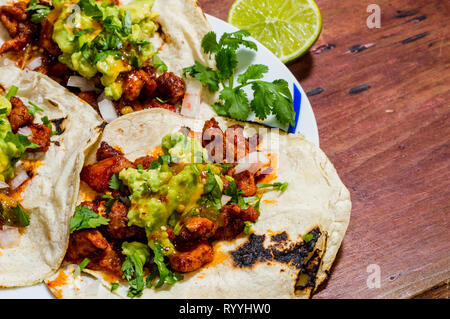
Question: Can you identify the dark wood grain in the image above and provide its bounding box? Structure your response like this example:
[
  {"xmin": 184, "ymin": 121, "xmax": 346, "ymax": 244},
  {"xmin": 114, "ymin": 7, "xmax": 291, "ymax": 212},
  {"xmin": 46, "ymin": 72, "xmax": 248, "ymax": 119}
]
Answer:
[
  {"xmin": 413, "ymin": 280, "xmax": 448, "ymax": 299},
  {"xmin": 197, "ymin": 0, "xmax": 450, "ymax": 299}
]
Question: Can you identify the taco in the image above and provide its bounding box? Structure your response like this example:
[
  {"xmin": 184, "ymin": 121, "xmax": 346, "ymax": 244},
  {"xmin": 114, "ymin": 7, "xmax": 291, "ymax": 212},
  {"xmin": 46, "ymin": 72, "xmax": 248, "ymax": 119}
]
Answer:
[
  {"xmin": 0, "ymin": 0, "xmax": 215, "ymax": 122},
  {"xmin": 0, "ymin": 65, "xmax": 102, "ymax": 287},
  {"xmin": 45, "ymin": 108, "xmax": 351, "ymax": 299}
]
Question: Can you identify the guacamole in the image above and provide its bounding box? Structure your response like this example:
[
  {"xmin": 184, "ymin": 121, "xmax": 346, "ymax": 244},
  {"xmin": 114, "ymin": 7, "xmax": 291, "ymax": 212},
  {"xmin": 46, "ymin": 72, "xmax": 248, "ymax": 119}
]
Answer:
[
  {"xmin": 120, "ymin": 154, "xmax": 205, "ymax": 254},
  {"xmin": 161, "ymin": 132, "xmax": 209, "ymax": 164},
  {"xmin": 52, "ymin": 0, "xmax": 158, "ymax": 100},
  {"xmin": 117, "ymin": 132, "xmax": 230, "ymax": 254},
  {"xmin": 0, "ymin": 96, "xmax": 21, "ymax": 182}
]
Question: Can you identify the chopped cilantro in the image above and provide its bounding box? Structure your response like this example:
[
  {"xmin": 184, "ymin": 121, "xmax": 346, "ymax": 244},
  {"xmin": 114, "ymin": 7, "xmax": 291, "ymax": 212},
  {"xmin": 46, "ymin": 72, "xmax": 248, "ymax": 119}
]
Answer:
[
  {"xmin": 155, "ymin": 97, "xmax": 169, "ymax": 103},
  {"xmin": 121, "ymin": 11, "xmax": 132, "ymax": 36},
  {"xmin": 223, "ymin": 176, "xmax": 247, "ymax": 208},
  {"xmin": 110, "ymin": 282, "xmax": 119, "ymax": 292},
  {"xmin": 78, "ymin": 0, "xmax": 103, "ymax": 20},
  {"xmin": 145, "ymin": 267, "xmax": 158, "ymax": 288},
  {"xmin": 5, "ymin": 85, "xmax": 18, "ymax": 100},
  {"xmin": 108, "ymin": 173, "xmax": 124, "ymax": 191},
  {"xmin": 257, "ymin": 182, "xmax": 289, "ymax": 193},
  {"xmin": 26, "ymin": 101, "xmax": 43, "ymax": 117},
  {"xmin": 302, "ymin": 233, "xmax": 314, "ymax": 243},
  {"xmin": 121, "ymin": 252, "xmax": 146, "ymax": 298},
  {"xmin": 73, "ymin": 258, "xmax": 90, "ymax": 276},
  {"xmin": 26, "ymin": 0, "xmax": 51, "ymax": 24},
  {"xmin": 151, "ymin": 241, "xmax": 183, "ymax": 289},
  {"xmin": 40, "ymin": 116, "xmax": 57, "ymax": 135},
  {"xmin": 243, "ymin": 221, "xmax": 254, "ymax": 235},
  {"xmin": 0, "ymin": 203, "xmax": 30, "ymax": 227},
  {"xmin": 173, "ymin": 220, "xmax": 183, "ymax": 236},
  {"xmin": 153, "ymin": 54, "xmax": 168, "ymax": 73},
  {"xmin": 69, "ymin": 205, "xmax": 109, "ymax": 233},
  {"xmin": 204, "ymin": 169, "xmax": 222, "ymax": 199}
]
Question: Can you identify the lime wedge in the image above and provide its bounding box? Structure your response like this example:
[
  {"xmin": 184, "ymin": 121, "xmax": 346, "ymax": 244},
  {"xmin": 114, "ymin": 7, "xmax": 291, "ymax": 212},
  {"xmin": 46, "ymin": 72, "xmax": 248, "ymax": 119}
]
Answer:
[{"xmin": 228, "ymin": 0, "xmax": 322, "ymax": 63}]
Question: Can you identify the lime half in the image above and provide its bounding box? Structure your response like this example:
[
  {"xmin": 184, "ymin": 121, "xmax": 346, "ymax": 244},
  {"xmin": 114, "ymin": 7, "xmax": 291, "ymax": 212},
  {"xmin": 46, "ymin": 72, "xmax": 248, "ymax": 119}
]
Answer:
[{"xmin": 228, "ymin": 0, "xmax": 322, "ymax": 63}]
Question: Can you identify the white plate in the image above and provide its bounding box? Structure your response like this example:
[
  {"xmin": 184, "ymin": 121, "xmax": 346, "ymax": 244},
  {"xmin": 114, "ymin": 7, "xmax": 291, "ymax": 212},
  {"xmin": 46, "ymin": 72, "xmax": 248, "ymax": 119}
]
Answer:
[{"xmin": 0, "ymin": 14, "xmax": 319, "ymax": 300}]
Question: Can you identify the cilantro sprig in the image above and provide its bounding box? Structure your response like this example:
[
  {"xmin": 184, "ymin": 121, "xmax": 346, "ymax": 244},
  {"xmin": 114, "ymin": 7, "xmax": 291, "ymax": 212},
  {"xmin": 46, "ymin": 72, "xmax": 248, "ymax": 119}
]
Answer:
[
  {"xmin": 121, "ymin": 241, "xmax": 182, "ymax": 298},
  {"xmin": 149, "ymin": 241, "xmax": 183, "ymax": 289},
  {"xmin": 183, "ymin": 31, "xmax": 295, "ymax": 126},
  {"xmin": 122, "ymin": 247, "xmax": 148, "ymax": 298}
]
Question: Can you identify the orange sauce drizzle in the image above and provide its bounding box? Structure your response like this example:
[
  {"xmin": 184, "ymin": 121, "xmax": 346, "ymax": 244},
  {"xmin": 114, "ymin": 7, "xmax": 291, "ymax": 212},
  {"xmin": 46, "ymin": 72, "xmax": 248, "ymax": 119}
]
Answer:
[
  {"xmin": 146, "ymin": 145, "xmax": 164, "ymax": 157},
  {"xmin": 46, "ymin": 270, "xmax": 69, "ymax": 298}
]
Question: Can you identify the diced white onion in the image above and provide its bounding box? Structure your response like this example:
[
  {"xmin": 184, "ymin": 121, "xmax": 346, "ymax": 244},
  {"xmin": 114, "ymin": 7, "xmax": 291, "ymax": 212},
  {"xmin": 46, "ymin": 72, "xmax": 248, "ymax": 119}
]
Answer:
[
  {"xmin": 67, "ymin": 76, "xmax": 98, "ymax": 92},
  {"xmin": 17, "ymin": 126, "xmax": 32, "ymax": 137},
  {"xmin": 180, "ymin": 80, "xmax": 202, "ymax": 118},
  {"xmin": 97, "ymin": 94, "xmax": 118, "ymax": 123},
  {"xmin": 234, "ymin": 152, "xmax": 270, "ymax": 175},
  {"xmin": 181, "ymin": 92, "xmax": 201, "ymax": 118},
  {"xmin": 0, "ymin": 226, "xmax": 21, "ymax": 249},
  {"xmin": 0, "ymin": 181, "xmax": 9, "ymax": 189},
  {"xmin": 9, "ymin": 169, "xmax": 29, "ymax": 190},
  {"xmin": 221, "ymin": 195, "xmax": 232, "ymax": 206},
  {"xmin": 25, "ymin": 57, "xmax": 42, "ymax": 70},
  {"xmin": 2, "ymin": 58, "xmax": 15, "ymax": 66}
]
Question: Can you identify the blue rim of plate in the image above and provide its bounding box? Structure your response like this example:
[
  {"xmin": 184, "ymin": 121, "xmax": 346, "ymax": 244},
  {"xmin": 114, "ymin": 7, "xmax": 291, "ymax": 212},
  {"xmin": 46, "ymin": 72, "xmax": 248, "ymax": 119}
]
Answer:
[{"xmin": 288, "ymin": 84, "xmax": 302, "ymax": 134}]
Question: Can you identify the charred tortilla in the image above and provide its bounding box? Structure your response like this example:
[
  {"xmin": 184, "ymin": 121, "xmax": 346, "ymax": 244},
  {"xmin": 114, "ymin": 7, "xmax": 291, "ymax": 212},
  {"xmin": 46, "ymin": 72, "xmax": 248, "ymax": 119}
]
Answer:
[{"xmin": 45, "ymin": 108, "xmax": 351, "ymax": 299}]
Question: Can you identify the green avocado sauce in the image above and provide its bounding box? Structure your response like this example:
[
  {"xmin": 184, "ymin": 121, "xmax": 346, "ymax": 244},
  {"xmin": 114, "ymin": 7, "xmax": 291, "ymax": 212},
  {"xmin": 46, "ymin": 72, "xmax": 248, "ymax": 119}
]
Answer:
[
  {"xmin": 52, "ymin": 0, "xmax": 158, "ymax": 100},
  {"xmin": 119, "ymin": 133, "xmax": 222, "ymax": 255}
]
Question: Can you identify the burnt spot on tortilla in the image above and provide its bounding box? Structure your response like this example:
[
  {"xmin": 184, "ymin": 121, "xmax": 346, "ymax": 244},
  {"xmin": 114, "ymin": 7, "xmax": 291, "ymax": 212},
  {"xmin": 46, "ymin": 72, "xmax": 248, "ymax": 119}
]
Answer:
[
  {"xmin": 232, "ymin": 227, "xmax": 326, "ymax": 297},
  {"xmin": 24, "ymin": 167, "xmax": 33, "ymax": 179},
  {"xmin": 231, "ymin": 234, "xmax": 272, "ymax": 267},
  {"xmin": 295, "ymin": 249, "xmax": 322, "ymax": 291},
  {"xmin": 50, "ymin": 117, "xmax": 67, "ymax": 135},
  {"xmin": 51, "ymin": 140, "xmax": 60, "ymax": 146},
  {"xmin": 97, "ymin": 121, "xmax": 108, "ymax": 131},
  {"xmin": 271, "ymin": 231, "xmax": 288, "ymax": 243},
  {"xmin": 295, "ymin": 227, "xmax": 327, "ymax": 295},
  {"xmin": 46, "ymin": 99, "xmax": 59, "ymax": 108},
  {"xmin": 232, "ymin": 227, "xmax": 322, "ymax": 270},
  {"xmin": 271, "ymin": 241, "xmax": 304, "ymax": 268}
]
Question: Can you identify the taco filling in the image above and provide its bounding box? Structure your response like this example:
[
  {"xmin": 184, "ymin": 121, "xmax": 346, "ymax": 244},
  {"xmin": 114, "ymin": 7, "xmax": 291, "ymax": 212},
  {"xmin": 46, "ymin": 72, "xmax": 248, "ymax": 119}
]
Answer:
[
  {"xmin": 68, "ymin": 118, "xmax": 288, "ymax": 297},
  {"xmin": 0, "ymin": 85, "xmax": 54, "ymax": 243},
  {"xmin": 0, "ymin": 0, "xmax": 186, "ymax": 118}
]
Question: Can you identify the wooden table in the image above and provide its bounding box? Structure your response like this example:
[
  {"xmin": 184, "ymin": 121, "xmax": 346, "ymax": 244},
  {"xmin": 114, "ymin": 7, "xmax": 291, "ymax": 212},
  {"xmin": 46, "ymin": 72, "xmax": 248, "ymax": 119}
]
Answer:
[{"xmin": 198, "ymin": 0, "xmax": 449, "ymax": 299}]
